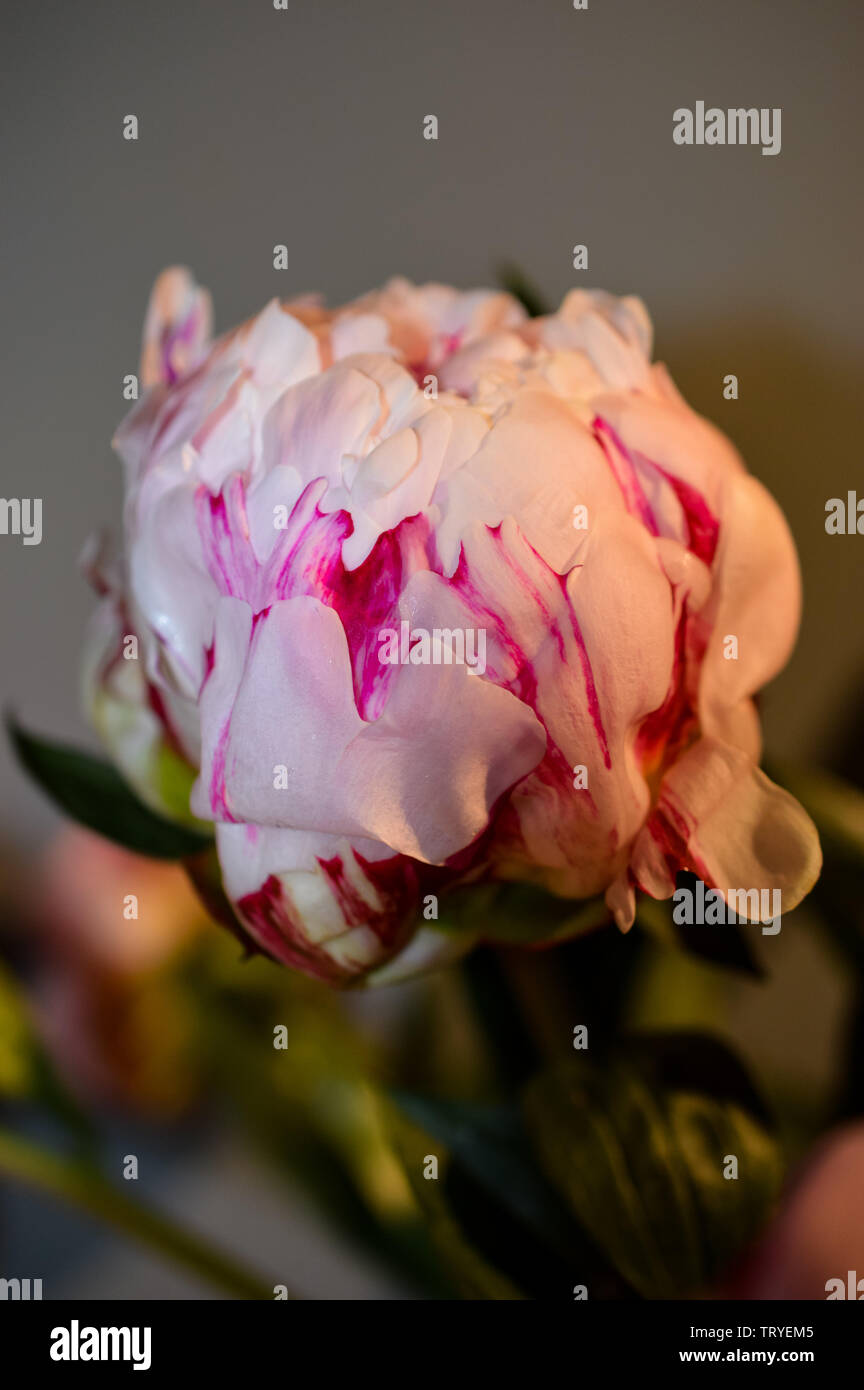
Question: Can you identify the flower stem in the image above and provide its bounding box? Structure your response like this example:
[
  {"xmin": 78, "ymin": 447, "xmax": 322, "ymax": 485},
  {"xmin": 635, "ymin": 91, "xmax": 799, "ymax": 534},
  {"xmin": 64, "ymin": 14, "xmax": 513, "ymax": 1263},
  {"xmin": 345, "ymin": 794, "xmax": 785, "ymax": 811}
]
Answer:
[
  {"xmin": 462, "ymin": 947, "xmax": 543, "ymax": 1089},
  {"xmin": 0, "ymin": 1127, "xmax": 283, "ymax": 1300}
]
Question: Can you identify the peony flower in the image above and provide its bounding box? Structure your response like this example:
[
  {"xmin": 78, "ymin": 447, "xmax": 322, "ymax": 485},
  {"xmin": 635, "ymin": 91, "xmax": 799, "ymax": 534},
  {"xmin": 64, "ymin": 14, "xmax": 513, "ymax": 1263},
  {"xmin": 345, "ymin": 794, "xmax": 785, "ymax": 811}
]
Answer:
[{"xmin": 83, "ymin": 268, "xmax": 821, "ymax": 983}]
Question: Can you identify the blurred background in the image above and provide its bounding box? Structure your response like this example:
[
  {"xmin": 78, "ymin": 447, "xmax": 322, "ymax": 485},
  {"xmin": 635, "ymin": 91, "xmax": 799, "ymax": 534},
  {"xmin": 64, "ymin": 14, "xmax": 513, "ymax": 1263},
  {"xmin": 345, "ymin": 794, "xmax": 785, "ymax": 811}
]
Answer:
[{"xmin": 0, "ymin": 0, "xmax": 862, "ymax": 1298}]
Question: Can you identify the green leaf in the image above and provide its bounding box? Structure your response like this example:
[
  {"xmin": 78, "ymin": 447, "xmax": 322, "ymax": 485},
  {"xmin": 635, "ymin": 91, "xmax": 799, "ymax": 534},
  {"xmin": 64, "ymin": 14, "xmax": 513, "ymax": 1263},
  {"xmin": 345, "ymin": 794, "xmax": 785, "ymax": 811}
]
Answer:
[
  {"xmin": 638, "ymin": 873, "xmax": 763, "ymax": 978},
  {"xmin": 461, "ymin": 946, "xmax": 543, "ymax": 1088},
  {"xmin": 523, "ymin": 1037, "xmax": 783, "ymax": 1299},
  {"xmin": 8, "ymin": 717, "xmax": 212, "ymax": 861},
  {"xmin": 486, "ymin": 884, "xmax": 610, "ymax": 945},
  {"xmin": 634, "ymin": 1031, "xmax": 772, "ymax": 1123},
  {"xmin": 436, "ymin": 881, "xmax": 609, "ymax": 950},
  {"xmin": 385, "ymin": 1099, "xmax": 527, "ymax": 1299},
  {"xmin": 495, "ymin": 262, "xmax": 549, "ymax": 318},
  {"xmin": 388, "ymin": 1091, "xmax": 634, "ymax": 1299},
  {"xmin": 392, "ymin": 1093, "xmax": 574, "ymax": 1259}
]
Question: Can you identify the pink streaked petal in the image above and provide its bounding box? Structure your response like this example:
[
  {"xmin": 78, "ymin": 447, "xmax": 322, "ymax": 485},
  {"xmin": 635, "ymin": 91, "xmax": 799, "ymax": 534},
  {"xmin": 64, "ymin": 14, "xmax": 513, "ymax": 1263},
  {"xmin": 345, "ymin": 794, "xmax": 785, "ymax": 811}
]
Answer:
[
  {"xmin": 140, "ymin": 267, "xmax": 213, "ymax": 389},
  {"xmin": 204, "ymin": 594, "xmax": 545, "ymax": 862},
  {"xmin": 435, "ymin": 388, "xmax": 624, "ymax": 576},
  {"xmin": 631, "ymin": 737, "xmax": 822, "ymax": 912},
  {"xmin": 594, "ymin": 416, "xmax": 720, "ymax": 566},
  {"xmin": 447, "ymin": 514, "xmax": 674, "ymax": 898},
  {"xmin": 215, "ymin": 823, "xmax": 421, "ymax": 982}
]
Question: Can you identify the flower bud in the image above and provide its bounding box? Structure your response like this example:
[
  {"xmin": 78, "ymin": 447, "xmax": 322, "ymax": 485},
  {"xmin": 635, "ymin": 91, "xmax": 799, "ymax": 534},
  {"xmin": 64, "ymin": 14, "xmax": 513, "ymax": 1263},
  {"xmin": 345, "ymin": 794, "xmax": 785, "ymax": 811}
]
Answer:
[{"xmin": 84, "ymin": 269, "xmax": 820, "ymax": 983}]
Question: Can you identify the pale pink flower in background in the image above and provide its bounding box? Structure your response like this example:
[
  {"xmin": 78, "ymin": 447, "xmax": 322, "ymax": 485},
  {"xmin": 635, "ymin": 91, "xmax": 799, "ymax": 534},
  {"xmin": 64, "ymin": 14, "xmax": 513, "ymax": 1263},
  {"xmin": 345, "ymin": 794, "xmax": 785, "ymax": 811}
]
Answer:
[
  {"xmin": 82, "ymin": 268, "xmax": 821, "ymax": 983},
  {"xmin": 31, "ymin": 826, "xmax": 205, "ymax": 1111},
  {"xmin": 728, "ymin": 1124, "xmax": 864, "ymax": 1299},
  {"xmin": 38, "ymin": 824, "xmax": 203, "ymax": 975}
]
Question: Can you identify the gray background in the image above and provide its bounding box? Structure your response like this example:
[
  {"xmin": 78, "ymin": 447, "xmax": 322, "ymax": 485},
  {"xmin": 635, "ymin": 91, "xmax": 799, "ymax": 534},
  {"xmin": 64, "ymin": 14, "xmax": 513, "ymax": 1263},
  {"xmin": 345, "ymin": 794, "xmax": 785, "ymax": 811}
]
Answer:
[{"xmin": 2, "ymin": 0, "xmax": 863, "ymax": 845}]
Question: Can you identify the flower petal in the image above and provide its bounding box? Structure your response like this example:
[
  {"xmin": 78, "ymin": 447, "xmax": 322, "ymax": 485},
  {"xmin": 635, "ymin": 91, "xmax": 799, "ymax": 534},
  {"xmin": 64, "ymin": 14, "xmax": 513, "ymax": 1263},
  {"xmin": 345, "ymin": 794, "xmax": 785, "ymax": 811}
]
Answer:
[{"xmin": 631, "ymin": 736, "xmax": 822, "ymax": 912}]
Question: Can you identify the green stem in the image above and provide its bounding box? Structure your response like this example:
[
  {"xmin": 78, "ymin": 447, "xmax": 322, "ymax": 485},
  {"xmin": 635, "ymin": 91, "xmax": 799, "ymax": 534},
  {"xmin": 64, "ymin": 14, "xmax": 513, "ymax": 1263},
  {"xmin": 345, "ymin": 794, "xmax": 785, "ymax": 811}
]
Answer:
[
  {"xmin": 0, "ymin": 1127, "xmax": 284, "ymax": 1300},
  {"xmin": 462, "ymin": 947, "xmax": 543, "ymax": 1090}
]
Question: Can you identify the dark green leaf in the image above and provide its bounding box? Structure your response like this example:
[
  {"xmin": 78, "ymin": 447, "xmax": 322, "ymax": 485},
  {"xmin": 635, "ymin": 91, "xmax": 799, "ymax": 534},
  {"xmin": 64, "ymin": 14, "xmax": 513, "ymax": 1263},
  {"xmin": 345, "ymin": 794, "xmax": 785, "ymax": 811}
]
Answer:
[
  {"xmin": 392, "ymin": 1092, "xmax": 573, "ymax": 1259},
  {"xmin": 487, "ymin": 883, "xmax": 610, "ymax": 944},
  {"xmin": 495, "ymin": 262, "xmax": 549, "ymax": 318},
  {"xmin": 438, "ymin": 880, "xmax": 609, "ymax": 948},
  {"xmin": 633, "ymin": 1031, "xmax": 772, "ymax": 1124},
  {"xmin": 523, "ymin": 1039, "xmax": 783, "ymax": 1299},
  {"xmin": 389, "ymin": 1090, "xmax": 636, "ymax": 1299},
  {"xmin": 386, "ymin": 1100, "xmax": 526, "ymax": 1298},
  {"xmin": 461, "ymin": 947, "xmax": 541, "ymax": 1088},
  {"xmin": 7, "ymin": 717, "xmax": 212, "ymax": 860},
  {"xmin": 637, "ymin": 872, "xmax": 763, "ymax": 978}
]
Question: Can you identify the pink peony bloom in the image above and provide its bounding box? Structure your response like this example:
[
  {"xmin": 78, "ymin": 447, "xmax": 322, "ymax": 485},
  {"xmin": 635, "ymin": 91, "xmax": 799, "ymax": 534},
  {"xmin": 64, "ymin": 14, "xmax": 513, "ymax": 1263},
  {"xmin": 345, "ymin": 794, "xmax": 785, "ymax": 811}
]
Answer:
[{"xmin": 83, "ymin": 268, "xmax": 821, "ymax": 983}]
